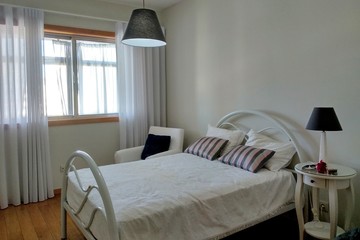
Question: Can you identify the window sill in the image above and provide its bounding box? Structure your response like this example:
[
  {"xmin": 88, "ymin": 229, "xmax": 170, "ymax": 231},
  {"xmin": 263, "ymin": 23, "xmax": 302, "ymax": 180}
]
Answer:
[{"xmin": 48, "ymin": 115, "xmax": 119, "ymax": 127}]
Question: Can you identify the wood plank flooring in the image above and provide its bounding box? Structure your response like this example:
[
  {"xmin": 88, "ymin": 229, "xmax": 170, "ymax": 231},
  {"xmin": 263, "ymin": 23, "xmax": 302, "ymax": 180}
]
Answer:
[
  {"xmin": 0, "ymin": 194, "xmax": 85, "ymax": 240},
  {"xmin": 1, "ymin": 194, "xmax": 302, "ymax": 240}
]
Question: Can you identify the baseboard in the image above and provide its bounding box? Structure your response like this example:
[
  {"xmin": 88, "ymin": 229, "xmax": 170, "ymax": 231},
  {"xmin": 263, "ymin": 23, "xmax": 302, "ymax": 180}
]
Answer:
[{"xmin": 54, "ymin": 188, "xmax": 61, "ymax": 195}]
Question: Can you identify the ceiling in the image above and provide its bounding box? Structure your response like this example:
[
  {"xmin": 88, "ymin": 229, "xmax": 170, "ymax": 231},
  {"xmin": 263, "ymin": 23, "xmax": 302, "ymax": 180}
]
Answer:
[{"xmin": 97, "ymin": 0, "xmax": 183, "ymax": 11}]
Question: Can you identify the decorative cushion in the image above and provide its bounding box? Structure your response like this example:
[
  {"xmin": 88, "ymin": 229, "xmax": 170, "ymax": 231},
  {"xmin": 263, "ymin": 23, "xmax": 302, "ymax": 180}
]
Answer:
[
  {"xmin": 218, "ymin": 145, "xmax": 275, "ymax": 173},
  {"xmin": 184, "ymin": 136, "xmax": 229, "ymax": 160},
  {"xmin": 141, "ymin": 134, "xmax": 171, "ymax": 159},
  {"xmin": 206, "ymin": 124, "xmax": 246, "ymax": 155},
  {"xmin": 245, "ymin": 129, "xmax": 297, "ymax": 171}
]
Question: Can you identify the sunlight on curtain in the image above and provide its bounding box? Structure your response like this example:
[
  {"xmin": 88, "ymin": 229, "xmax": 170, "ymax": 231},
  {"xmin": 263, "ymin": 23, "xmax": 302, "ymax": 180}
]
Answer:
[
  {"xmin": 44, "ymin": 38, "xmax": 73, "ymax": 116},
  {"xmin": 116, "ymin": 22, "xmax": 166, "ymax": 149},
  {"xmin": 0, "ymin": 5, "xmax": 54, "ymax": 209},
  {"xmin": 77, "ymin": 40, "xmax": 117, "ymax": 115}
]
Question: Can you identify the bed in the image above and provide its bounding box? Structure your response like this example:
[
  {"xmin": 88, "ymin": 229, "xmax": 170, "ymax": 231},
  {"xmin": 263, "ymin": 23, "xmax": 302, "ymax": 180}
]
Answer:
[{"xmin": 60, "ymin": 110, "xmax": 306, "ymax": 240}]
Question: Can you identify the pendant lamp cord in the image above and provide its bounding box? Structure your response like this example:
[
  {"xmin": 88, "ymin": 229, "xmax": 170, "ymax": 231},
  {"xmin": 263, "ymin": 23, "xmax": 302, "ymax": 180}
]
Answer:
[{"xmin": 143, "ymin": 0, "xmax": 145, "ymax": 8}]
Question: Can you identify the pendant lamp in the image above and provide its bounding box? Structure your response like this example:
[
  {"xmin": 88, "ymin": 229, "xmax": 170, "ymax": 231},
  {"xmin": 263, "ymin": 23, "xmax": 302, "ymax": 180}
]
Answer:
[{"xmin": 122, "ymin": 0, "xmax": 166, "ymax": 47}]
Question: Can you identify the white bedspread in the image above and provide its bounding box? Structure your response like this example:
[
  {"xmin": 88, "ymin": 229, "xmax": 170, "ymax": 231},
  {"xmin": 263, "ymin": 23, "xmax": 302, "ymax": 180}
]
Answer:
[{"xmin": 67, "ymin": 153, "xmax": 296, "ymax": 240}]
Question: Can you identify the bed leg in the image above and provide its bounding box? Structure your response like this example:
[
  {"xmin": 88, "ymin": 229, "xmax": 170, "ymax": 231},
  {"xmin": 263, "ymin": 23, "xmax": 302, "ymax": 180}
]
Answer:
[{"xmin": 61, "ymin": 204, "xmax": 67, "ymax": 240}]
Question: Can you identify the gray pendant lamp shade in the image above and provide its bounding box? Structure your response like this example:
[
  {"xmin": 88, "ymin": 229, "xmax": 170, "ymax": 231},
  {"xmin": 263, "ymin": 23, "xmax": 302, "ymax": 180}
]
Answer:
[{"xmin": 122, "ymin": 8, "xmax": 166, "ymax": 47}]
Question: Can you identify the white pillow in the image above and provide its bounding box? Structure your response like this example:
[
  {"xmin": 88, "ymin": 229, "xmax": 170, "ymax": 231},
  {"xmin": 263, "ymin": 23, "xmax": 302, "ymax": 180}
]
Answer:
[
  {"xmin": 245, "ymin": 129, "xmax": 297, "ymax": 171},
  {"xmin": 206, "ymin": 124, "xmax": 246, "ymax": 155}
]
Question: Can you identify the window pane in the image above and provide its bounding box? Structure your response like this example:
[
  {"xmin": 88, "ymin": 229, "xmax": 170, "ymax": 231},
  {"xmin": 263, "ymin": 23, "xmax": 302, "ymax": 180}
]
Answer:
[
  {"xmin": 77, "ymin": 40, "xmax": 117, "ymax": 115},
  {"xmin": 44, "ymin": 38, "xmax": 73, "ymax": 116}
]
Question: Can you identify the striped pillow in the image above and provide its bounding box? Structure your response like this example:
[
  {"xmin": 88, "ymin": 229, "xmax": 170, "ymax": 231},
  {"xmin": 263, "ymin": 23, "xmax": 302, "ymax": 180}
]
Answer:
[
  {"xmin": 218, "ymin": 145, "xmax": 275, "ymax": 173},
  {"xmin": 184, "ymin": 137, "xmax": 229, "ymax": 160}
]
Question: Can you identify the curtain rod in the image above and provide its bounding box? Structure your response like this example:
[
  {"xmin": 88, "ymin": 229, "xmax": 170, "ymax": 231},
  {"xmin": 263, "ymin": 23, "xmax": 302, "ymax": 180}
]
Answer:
[{"xmin": 0, "ymin": 3, "xmax": 126, "ymax": 23}]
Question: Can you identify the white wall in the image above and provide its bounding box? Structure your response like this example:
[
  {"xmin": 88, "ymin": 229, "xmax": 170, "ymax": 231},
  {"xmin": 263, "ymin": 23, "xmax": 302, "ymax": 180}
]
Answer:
[
  {"xmin": 2, "ymin": 0, "xmax": 134, "ymax": 27},
  {"xmin": 49, "ymin": 123, "xmax": 119, "ymax": 188},
  {"xmin": 163, "ymin": 0, "xmax": 360, "ymax": 227}
]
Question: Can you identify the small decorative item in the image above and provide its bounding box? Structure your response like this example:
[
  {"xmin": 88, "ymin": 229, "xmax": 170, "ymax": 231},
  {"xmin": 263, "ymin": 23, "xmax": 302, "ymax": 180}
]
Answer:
[
  {"xmin": 328, "ymin": 169, "xmax": 338, "ymax": 175},
  {"xmin": 316, "ymin": 160, "xmax": 327, "ymax": 174}
]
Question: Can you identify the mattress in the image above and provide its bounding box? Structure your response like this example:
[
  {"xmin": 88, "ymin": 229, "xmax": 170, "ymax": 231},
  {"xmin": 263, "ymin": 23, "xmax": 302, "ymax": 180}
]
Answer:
[{"xmin": 66, "ymin": 152, "xmax": 296, "ymax": 240}]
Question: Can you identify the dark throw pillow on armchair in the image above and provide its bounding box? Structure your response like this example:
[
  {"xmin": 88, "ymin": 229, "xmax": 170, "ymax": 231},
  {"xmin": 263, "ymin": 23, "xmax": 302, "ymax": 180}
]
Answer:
[{"xmin": 141, "ymin": 134, "xmax": 171, "ymax": 159}]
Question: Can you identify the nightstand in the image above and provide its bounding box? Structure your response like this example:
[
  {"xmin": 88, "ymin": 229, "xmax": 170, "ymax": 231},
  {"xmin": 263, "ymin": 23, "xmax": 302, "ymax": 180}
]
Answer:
[{"xmin": 294, "ymin": 162, "xmax": 357, "ymax": 240}]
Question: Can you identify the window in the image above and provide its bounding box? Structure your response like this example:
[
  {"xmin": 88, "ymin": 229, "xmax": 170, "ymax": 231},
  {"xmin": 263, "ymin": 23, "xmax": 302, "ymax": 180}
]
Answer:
[{"xmin": 43, "ymin": 26, "xmax": 118, "ymax": 122}]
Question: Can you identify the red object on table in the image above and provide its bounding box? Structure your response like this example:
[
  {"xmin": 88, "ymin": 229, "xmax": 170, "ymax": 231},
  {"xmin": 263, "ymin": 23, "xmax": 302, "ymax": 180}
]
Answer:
[{"xmin": 316, "ymin": 160, "xmax": 327, "ymax": 173}]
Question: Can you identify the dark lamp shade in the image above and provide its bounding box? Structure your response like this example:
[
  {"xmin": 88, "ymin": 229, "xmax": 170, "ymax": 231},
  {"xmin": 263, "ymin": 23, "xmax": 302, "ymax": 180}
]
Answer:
[
  {"xmin": 306, "ymin": 107, "xmax": 342, "ymax": 131},
  {"xmin": 122, "ymin": 9, "xmax": 166, "ymax": 47}
]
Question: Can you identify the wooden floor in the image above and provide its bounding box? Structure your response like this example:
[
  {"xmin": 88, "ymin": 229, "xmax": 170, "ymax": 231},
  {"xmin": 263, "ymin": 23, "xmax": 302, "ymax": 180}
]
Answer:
[
  {"xmin": 1, "ymin": 194, "xmax": 302, "ymax": 240},
  {"xmin": 0, "ymin": 194, "xmax": 85, "ymax": 240}
]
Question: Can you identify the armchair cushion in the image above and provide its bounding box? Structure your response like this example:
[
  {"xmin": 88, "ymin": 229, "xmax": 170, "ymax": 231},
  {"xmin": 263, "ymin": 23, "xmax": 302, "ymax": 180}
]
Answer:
[
  {"xmin": 115, "ymin": 146, "xmax": 144, "ymax": 163},
  {"xmin": 146, "ymin": 149, "xmax": 182, "ymax": 159},
  {"xmin": 141, "ymin": 134, "xmax": 171, "ymax": 159}
]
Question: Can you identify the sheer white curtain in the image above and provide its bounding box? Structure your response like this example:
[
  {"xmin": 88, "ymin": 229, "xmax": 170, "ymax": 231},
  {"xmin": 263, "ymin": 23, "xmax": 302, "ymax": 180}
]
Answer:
[
  {"xmin": 77, "ymin": 41, "xmax": 117, "ymax": 115},
  {"xmin": 0, "ymin": 6, "xmax": 54, "ymax": 209},
  {"xmin": 43, "ymin": 38, "xmax": 72, "ymax": 116},
  {"xmin": 116, "ymin": 22, "xmax": 166, "ymax": 149}
]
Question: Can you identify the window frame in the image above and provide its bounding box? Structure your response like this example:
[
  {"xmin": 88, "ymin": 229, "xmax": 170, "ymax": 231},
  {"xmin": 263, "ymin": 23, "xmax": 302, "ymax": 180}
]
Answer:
[{"xmin": 44, "ymin": 25, "xmax": 119, "ymax": 126}]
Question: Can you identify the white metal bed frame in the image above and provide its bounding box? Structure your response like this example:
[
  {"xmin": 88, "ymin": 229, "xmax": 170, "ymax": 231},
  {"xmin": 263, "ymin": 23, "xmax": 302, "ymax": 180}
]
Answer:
[
  {"xmin": 61, "ymin": 150, "xmax": 119, "ymax": 240},
  {"xmin": 60, "ymin": 109, "xmax": 306, "ymax": 240}
]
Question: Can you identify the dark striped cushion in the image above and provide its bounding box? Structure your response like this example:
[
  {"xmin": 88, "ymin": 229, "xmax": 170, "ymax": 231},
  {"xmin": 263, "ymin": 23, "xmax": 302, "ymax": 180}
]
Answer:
[
  {"xmin": 184, "ymin": 137, "xmax": 229, "ymax": 160},
  {"xmin": 218, "ymin": 145, "xmax": 275, "ymax": 173}
]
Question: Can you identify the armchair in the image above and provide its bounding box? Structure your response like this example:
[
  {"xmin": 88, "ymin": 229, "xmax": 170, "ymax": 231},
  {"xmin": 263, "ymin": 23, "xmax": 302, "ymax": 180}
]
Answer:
[{"xmin": 114, "ymin": 126, "xmax": 184, "ymax": 164}]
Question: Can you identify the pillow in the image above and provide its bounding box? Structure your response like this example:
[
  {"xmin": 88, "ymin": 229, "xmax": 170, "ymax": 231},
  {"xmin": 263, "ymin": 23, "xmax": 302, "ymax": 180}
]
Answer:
[
  {"xmin": 141, "ymin": 134, "xmax": 171, "ymax": 159},
  {"xmin": 245, "ymin": 129, "xmax": 297, "ymax": 171},
  {"xmin": 206, "ymin": 124, "xmax": 246, "ymax": 155},
  {"xmin": 184, "ymin": 136, "xmax": 229, "ymax": 160},
  {"xmin": 218, "ymin": 145, "xmax": 275, "ymax": 173}
]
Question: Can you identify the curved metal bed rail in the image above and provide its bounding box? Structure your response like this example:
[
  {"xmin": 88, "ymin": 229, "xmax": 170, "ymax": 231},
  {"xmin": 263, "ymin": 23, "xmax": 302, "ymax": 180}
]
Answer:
[
  {"xmin": 216, "ymin": 109, "xmax": 305, "ymax": 164},
  {"xmin": 61, "ymin": 150, "xmax": 119, "ymax": 240}
]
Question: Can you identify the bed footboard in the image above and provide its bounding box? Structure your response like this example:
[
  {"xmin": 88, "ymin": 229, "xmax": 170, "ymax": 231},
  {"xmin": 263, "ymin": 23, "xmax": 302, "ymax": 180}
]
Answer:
[{"xmin": 61, "ymin": 150, "xmax": 119, "ymax": 240}]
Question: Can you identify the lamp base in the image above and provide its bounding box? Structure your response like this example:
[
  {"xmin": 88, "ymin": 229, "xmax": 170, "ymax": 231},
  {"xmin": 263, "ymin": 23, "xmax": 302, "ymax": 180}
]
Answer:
[{"xmin": 319, "ymin": 131, "xmax": 327, "ymax": 163}]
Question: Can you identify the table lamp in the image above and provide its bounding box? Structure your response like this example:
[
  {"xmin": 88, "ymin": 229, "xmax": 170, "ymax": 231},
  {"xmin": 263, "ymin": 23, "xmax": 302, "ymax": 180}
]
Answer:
[{"xmin": 306, "ymin": 107, "xmax": 342, "ymax": 163}]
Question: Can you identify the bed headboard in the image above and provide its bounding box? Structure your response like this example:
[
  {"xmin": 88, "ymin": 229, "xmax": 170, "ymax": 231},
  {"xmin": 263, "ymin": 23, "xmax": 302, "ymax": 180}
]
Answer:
[{"xmin": 215, "ymin": 110, "xmax": 306, "ymax": 169}]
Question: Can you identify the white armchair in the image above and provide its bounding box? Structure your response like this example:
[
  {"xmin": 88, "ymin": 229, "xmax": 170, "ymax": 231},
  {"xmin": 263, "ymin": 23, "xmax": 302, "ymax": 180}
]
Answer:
[{"xmin": 114, "ymin": 126, "xmax": 184, "ymax": 164}]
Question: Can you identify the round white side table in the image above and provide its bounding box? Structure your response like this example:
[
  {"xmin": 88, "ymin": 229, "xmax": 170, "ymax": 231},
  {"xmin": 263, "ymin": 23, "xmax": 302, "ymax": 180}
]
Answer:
[{"xmin": 294, "ymin": 162, "xmax": 356, "ymax": 240}]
